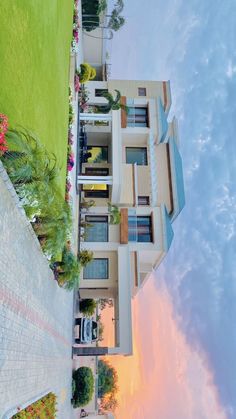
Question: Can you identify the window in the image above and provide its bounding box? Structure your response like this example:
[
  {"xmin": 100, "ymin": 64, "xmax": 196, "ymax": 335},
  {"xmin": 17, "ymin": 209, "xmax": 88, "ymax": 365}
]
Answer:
[
  {"xmin": 84, "ymin": 216, "xmax": 108, "ymax": 242},
  {"xmin": 95, "ymin": 88, "xmax": 108, "ymax": 97},
  {"xmin": 138, "ymin": 87, "xmax": 146, "ymax": 96},
  {"xmin": 127, "ymin": 107, "xmax": 148, "ymax": 127},
  {"xmin": 138, "ymin": 196, "xmax": 150, "ymax": 205},
  {"xmin": 87, "ymin": 146, "xmax": 108, "ymax": 163},
  {"xmin": 128, "ymin": 216, "xmax": 153, "ymax": 242},
  {"xmin": 83, "ymin": 167, "xmax": 109, "ymax": 198},
  {"xmin": 83, "ymin": 259, "xmax": 109, "ymax": 279},
  {"xmin": 126, "ymin": 147, "xmax": 148, "ymax": 166}
]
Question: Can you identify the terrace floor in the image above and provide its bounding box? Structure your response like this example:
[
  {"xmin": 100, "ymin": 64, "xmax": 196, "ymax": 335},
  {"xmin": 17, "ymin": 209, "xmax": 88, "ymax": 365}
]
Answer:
[{"xmin": 0, "ymin": 163, "xmax": 75, "ymax": 418}]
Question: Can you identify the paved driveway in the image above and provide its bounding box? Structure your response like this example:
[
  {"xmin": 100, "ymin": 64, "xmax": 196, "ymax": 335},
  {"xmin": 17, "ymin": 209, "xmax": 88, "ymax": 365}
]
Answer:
[{"xmin": 0, "ymin": 164, "xmax": 75, "ymax": 418}]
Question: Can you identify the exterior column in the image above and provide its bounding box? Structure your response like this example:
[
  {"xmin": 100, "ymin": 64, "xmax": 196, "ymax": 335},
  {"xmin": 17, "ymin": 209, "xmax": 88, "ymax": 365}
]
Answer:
[
  {"xmin": 77, "ymin": 175, "xmax": 113, "ymax": 185},
  {"xmin": 73, "ymin": 346, "xmax": 109, "ymax": 356}
]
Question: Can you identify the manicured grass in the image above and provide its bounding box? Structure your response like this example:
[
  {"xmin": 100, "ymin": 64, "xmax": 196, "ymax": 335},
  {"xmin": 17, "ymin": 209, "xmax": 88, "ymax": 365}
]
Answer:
[{"xmin": 0, "ymin": 0, "xmax": 74, "ymax": 194}]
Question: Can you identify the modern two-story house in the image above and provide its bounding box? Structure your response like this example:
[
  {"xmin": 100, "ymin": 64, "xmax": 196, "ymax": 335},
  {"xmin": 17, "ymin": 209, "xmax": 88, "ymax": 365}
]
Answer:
[{"xmin": 74, "ymin": 79, "xmax": 185, "ymax": 358}]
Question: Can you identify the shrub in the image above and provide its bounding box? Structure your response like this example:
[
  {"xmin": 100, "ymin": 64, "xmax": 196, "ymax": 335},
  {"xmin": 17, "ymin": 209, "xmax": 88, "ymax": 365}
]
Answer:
[
  {"xmin": 13, "ymin": 392, "xmax": 57, "ymax": 418},
  {"xmin": 80, "ymin": 299, "xmax": 97, "ymax": 316},
  {"xmin": 0, "ymin": 128, "xmax": 73, "ymax": 262},
  {"xmin": 72, "ymin": 367, "xmax": 94, "ymax": 408},
  {"xmin": 77, "ymin": 63, "xmax": 96, "ymax": 83},
  {"xmin": 53, "ymin": 248, "xmax": 81, "ymax": 291},
  {"xmin": 79, "ymin": 249, "xmax": 93, "ymax": 267},
  {"xmin": 98, "ymin": 360, "xmax": 118, "ymax": 398}
]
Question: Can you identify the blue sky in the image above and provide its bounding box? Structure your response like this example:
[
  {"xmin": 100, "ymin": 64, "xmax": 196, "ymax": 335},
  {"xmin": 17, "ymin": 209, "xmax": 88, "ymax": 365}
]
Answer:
[{"xmin": 110, "ymin": 0, "xmax": 236, "ymax": 417}]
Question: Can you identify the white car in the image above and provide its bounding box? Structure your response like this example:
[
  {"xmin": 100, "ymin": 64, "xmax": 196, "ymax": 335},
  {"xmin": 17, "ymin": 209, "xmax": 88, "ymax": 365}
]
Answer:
[{"xmin": 74, "ymin": 317, "xmax": 98, "ymax": 344}]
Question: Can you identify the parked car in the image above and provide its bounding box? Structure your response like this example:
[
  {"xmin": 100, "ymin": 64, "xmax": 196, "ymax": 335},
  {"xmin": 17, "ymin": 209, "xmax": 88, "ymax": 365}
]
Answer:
[{"xmin": 74, "ymin": 317, "xmax": 98, "ymax": 344}]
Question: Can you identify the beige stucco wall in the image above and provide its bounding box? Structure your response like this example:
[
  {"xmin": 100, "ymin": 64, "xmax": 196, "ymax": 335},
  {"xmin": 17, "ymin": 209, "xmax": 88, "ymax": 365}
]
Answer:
[
  {"xmin": 108, "ymin": 80, "xmax": 169, "ymax": 102},
  {"xmin": 155, "ymin": 144, "xmax": 172, "ymax": 213},
  {"xmin": 136, "ymin": 166, "xmax": 152, "ymax": 197},
  {"xmin": 119, "ymin": 164, "xmax": 134, "ymax": 206}
]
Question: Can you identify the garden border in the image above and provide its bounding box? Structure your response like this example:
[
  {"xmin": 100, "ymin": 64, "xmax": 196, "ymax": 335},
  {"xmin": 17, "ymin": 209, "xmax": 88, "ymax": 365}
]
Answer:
[
  {"xmin": 0, "ymin": 161, "xmax": 52, "ymax": 270},
  {"xmin": 2, "ymin": 389, "xmax": 51, "ymax": 419}
]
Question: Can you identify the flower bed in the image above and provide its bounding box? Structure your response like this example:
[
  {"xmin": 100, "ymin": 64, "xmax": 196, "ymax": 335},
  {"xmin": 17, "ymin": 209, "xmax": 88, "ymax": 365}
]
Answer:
[
  {"xmin": 0, "ymin": 113, "xmax": 9, "ymax": 155},
  {"xmin": 71, "ymin": 0, "xmax": 80, "ymax": 53},
  {"xmin": 12, "ymin": 392, "xmax": 57, "ymax": 418}
]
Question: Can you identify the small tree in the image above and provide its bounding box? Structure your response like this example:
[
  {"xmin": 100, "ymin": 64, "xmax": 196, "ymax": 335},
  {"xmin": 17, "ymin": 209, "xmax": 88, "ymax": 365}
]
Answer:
[
  {"xmin": 80, "ymin": 299, "xmax": 97, "ymax": 316},
  {"xmin": 98, "ymin": 360, "xmax": 118, "ymax": 398},
  {"xmin": 99, "ymin": 390, "xmax": 118, "ymax": 413},
  {"xmin": 99, "ymin": 298, "xmax": 114, "ymax": 310},
  {"xmin": 79, "ymin": 249, "xmax": 94, "ymax": 266},
  {"xmin": 72, "ymin": 367, "xmax": 94, "ymax": 408},
  {"xmin": 77, "ymin": 63, "xmax": 96, "ymax": 83}
]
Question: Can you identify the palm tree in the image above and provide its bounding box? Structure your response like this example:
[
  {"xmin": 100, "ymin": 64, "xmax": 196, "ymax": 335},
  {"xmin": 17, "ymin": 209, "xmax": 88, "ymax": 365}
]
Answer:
[
  {"xmin": 96, "ymin": 90, "xmax": 129, "ymax": 114},
  {"xmin": 3, "ymin": 129, "xmax": 58, "ymax": 186}
]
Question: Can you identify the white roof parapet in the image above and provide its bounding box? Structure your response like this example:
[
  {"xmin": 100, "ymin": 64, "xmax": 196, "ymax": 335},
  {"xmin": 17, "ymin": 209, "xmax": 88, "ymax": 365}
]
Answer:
[{"xmin": 148, "ymin": 131, "xmax": 158, "ymax": 206}]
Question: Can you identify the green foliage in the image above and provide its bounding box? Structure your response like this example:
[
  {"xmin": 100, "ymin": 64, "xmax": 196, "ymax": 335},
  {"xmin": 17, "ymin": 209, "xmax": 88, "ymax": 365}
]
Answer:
[
  {"xmin": 55, "ymin": 248, "xmax": 81, "ymax": 291},
  {"xmin": 98, "ymin": 360, "xmax": 118, "ymax": 398},
  {"xmin": 80, "ymin": 299, "xmax": 97, "ymax": 316},
  {"xmin": 12, "ymin": 392, "xmax": 57, "ymax": 418},
  {"xmin": 78, "ymin": 63, "xmax": 96, "ymax": 83},
  {"xmin": 108, "ymin": 202, "xmax": 121, "ymax": 224},
  {"xmin": 72, "ymin": 367, "xmax": 94, "ymax": 408},
  {"xmin": 98, "ymin": 321, "xmax": 104, "ymax": 341},
  {"xmin": 98, "ymin": 0, "xmax": 107, "ymax": 14},
  {"xmin": 79, "ymin": 249, "xmax": 94, "ymax": 266},
  {"xmin": 1, "ymin": 128, "xmax": 72, "ymax": 262},
  {"xmin": 97, "ymin": 90, "xmax": 129, "ymax": 114}
]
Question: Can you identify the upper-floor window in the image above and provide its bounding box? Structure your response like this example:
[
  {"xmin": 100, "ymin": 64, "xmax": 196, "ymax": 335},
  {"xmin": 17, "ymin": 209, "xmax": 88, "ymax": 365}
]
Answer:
[
  {"xmin": 127, "ymin": 106, "xmax": 148, "ymax": 127},
  {"xmin": 83, "ymin": 258, "xmax": 109, "ymax": 279},
  {"xmin": 95, "ymin": 88, "xmax": 108, "ymax": 97},
  {"xmin": 84, "ymin": 215, "xmax": 108, "ymax": 242},
  {"xmin": 138, "ymin": 196, "xmax": 150, "ymax": 205},
  {"xmin": 126, "ymin": 147, "xmax": 148, "ymax": 166},
  {"xmin": 138, "ymin": 87, "xmax": 147, "ymax": 96},
  {"xmin": 128, "ymin": 216, "xmax": 153, "ymax": 242}
]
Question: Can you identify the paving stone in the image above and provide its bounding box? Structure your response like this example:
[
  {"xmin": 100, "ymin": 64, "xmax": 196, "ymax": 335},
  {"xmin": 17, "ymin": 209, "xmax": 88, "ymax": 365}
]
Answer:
[{"xmin": 0, "ymin": 165, "xmax": 75, "ymax": 418}]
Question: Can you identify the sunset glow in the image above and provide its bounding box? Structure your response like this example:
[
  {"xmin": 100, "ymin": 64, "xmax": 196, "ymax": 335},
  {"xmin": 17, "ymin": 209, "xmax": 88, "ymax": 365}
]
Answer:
[{"xmin": 102, "ymin": 274, "xmax": 227, "ymax": 419}]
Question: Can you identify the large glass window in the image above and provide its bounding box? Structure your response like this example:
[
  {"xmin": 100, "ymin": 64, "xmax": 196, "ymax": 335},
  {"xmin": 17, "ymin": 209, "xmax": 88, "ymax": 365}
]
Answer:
[
  {"xmin": 127, "ymin": 107, "xmax": 148, "ymax": 127},
  {"xmin": 83, "ymin": 167, "xmax": 109, "ymax": 198},
  {"xmin": 128, "ymin": 216, "xmax": 153, "ymax": 242},
  {"xmin": 84, "ymin": 216, "xmax": 108, "ymax": 242},
  {"xmin": 83, "ymin": 259, "xmax": 109, "ymax": 279},
  {"xmin": 126, "ymin": 147, "xmax": 148, "ymax": 166},
  {"xmin": 138, "ymin": 196, "xmax": 150, "ymax": 205}
]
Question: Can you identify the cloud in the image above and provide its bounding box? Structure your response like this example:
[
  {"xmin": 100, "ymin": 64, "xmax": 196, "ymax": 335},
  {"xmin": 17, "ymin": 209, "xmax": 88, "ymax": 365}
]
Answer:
[{"xmin": 110, "ymin": 0, "xmax": 236, "ymax": 416}]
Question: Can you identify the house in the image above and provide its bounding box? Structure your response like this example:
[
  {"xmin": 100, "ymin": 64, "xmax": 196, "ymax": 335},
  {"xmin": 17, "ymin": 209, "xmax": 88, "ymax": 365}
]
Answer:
[{"xmin": 74, "ymin": 79, "xmax": 185, "ymax": 358}]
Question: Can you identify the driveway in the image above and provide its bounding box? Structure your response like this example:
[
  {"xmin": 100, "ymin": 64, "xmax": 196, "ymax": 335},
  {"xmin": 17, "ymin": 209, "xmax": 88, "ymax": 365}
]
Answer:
[{"xmin": 0, "ymin": 163, "xmax": 75, "ymax": 418}]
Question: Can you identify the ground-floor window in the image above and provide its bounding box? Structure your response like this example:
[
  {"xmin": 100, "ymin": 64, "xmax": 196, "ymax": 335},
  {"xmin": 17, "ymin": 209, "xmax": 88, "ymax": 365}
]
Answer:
[
  {"xmin": 83, "ymin": 258, "xmax": 109, "ymax": 279},
  {"xmin": 84, "ymin": 215, "xmax": 108, "ymax": 242}
]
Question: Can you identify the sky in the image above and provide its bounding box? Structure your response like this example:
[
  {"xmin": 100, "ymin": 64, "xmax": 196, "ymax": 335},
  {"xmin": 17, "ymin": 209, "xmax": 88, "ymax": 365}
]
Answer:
[{"xmin": 105, "ymin": 0, "xmax": 236, "ymax": 418}]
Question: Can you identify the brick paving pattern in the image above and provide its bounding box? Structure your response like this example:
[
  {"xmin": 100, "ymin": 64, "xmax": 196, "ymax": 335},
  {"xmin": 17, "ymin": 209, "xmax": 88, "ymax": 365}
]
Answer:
[{"xmin": 0, "ymin": 163, "xmax": 75, "ymax": 418}]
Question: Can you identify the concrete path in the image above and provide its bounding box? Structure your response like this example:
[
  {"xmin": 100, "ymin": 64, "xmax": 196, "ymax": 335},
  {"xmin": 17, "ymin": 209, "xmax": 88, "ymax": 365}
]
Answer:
[{"xmin": 0, "ymin": 163, "xmax": 75, "ymax": 418}]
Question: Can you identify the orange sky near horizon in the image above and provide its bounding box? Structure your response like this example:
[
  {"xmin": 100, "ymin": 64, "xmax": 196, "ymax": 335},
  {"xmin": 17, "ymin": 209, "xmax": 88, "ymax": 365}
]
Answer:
[{"xmin": 101, "ymin": 274, "xmax": 227, "ymax": 419}]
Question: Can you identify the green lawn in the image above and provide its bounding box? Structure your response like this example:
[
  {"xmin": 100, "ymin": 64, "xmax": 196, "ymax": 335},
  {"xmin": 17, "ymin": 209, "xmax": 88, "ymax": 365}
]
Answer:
[{"xmin": 0, "ymin": 0, "xmax": 74, "ymax": 194}]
